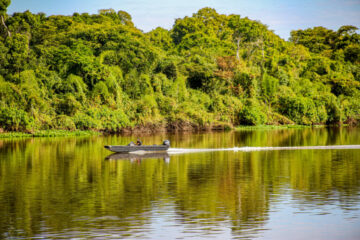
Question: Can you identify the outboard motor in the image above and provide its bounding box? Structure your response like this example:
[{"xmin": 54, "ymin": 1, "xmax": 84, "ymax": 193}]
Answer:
[{"xmin": 163, "ymin": 140, "xmax": 170, "ymax": 146}]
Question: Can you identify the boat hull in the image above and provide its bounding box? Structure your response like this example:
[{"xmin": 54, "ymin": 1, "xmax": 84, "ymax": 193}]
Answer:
[{"xmin": 104, "ymin": 145, "xmax": 169, "ymax": 153}]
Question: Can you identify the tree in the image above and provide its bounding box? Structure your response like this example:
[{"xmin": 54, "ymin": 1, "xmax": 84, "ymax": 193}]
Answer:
[
  {"xmin": 261, "ymin": 72, "xmax": 279, "ymax": 108},
  {"xmin": 5, "ymin": 33, "xmax": 29, "ymax": 77},
  {"xmin": 228, "ymin": 15, "xmax": 242, "ymax": 60},
  {"xmin": 0, "ymin": 0, "xmax": 11, "ymax": 37},
  {"xmin": 147, "ymin": 27, "xmax": 174, "ymax": 51},
  {"xmin": 0, "ymin": 8, "xmax": 359, "ymax": 132},
  {"xmin": 290, "ymin": 27, "xmax": 334, "ymax": 53},
  {"xmin": 117, "ymin": 10, "xmax": 133, "ymax": 26},
  {"xmin": 228, "ymin": 15, "xmax": 267, "ymax": 60}
]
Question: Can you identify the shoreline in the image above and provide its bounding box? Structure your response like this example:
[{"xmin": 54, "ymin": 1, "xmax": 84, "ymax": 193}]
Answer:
[
  {"xmin": 0, "ymin": 124, "xmax": 356, "ymax": 138},
  {"xmin": 0, "ymin": 130, "xmax": 100, "ymax": 138}
]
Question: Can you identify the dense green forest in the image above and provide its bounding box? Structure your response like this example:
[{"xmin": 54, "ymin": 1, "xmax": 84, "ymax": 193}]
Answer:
[{"xmin": 0, "ymin": 1, "xmax": 359, "ymax": 132}]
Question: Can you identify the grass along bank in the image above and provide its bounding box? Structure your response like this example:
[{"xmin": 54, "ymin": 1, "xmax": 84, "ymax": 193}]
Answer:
[
  {"xmin": 235, "ymin": 125, "xmax": 326, "ymax": 131},
  {"xmin": 0, "ymin": 130, "xmax": 100, "ymax": 138}
]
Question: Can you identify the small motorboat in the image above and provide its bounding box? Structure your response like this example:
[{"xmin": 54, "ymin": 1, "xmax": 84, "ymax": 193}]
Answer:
[{"xmin": 104, "ymin": 140, "xmax": 170, "ymax": 153}]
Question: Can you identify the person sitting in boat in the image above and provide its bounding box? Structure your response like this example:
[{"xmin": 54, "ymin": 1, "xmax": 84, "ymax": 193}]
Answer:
[
  {"xmin": 163, "ymin": 140, "xmax": 170, "ymax": 146},
  {"xmin": 136, "ymin": 139, "xmax": 142, "ymax": 146}
]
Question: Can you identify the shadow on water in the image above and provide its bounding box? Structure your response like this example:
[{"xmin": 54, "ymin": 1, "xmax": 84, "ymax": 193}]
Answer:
[{"xmin": 105, "ymin": 152, "xmax": 170, "ymax": 162}]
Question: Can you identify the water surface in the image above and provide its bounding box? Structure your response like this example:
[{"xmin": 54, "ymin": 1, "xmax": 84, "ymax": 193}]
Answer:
[{"xmin": 0, "ymin": 127, "xmax": 360, "ymax": 239}]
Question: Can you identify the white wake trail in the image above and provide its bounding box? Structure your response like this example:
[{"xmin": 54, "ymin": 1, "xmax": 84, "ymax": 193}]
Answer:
[{"xmin": 167, "ymin": 145, "xmax": 360, "ymax": 155}]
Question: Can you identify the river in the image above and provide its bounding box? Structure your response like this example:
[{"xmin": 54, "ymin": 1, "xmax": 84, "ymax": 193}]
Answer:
[{"xmin": 0, "ymin": 127, "xmax": 360, "ymax": 239}]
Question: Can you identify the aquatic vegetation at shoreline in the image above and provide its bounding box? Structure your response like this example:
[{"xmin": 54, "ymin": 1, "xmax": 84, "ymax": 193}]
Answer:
[
  {"xmin": 0, "ymin": 130, "xmax": 100, "ymax": 138},
  {"xmin": 235, "ymin": 124, "xmax": 326, "ymax": 130}
]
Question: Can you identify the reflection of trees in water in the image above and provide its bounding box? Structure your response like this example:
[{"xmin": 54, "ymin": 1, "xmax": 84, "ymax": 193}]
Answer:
[
  {"xmin": 235, "ymin": 127, "xmax": 360, "ymax": 148},
  {"xmin": 288, "ymin": 149, "xmax": 360, "ymax": 211},
  {"xmin": 166, "ymin": 152, "xmax": 270, "ymax": 238},
  {"xmin": 218, "ymin": 155, "xmax": 269, "ymax": 236},
  {"xmin": 0, "ymin": 128, "xmax": 360, "ymax": 238},
  {"xmin": 0, "ymin": 137, "xmax": 155, "ymax": 238}
]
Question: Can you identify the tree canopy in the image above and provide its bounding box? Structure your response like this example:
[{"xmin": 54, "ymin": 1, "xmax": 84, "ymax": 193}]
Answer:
[{"xmin": 0, "ymin": 7, "xmax": 359, "ymax": 132}]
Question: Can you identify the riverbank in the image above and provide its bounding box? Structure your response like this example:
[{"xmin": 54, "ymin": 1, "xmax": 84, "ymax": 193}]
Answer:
[
  {"xmin": 0, "ymin": 125, "xmax": 224, "ymax": 138},
  {"xmin": 1, "ymin": 124, "xmax": 353, "ymax": 138},
  {"xmin": 0, "ymin": 130, "xmax": 100, "ymax": 138},
  {"xmin": 234, "ymin": 124, "xmax": 327, "ymax": 130}
]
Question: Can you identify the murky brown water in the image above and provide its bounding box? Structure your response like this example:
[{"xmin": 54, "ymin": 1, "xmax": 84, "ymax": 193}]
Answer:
[{"xmin": 0, "ymin": 127, "xmax": 360, "ymax": 239}]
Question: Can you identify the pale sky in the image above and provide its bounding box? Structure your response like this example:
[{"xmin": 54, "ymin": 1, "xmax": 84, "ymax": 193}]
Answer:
[{"xmin": 7, "ymin": 0, "xmax": 360, "ymax": 40}]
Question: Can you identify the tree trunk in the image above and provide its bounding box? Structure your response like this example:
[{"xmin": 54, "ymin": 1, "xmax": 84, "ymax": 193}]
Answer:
[
  {"xmin": 236, "ymin": 38, "xmax": 240, "ymax": 60},
  {"xmin": 1, "ymin": 15, "xmax": 11, "ymax": 38}
]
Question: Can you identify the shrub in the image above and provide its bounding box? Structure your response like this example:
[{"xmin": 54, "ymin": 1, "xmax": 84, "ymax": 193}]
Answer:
[
  {"xmin": 98, "ymin": 108, "xmax": 131, "ymax": 132},
  {"xmin": 239, "ymin": 100, "xmax": 267, "ymax": 125},
  {"xmin": 0, "ymin": 107, "xmax": 35, "ymax": 131},
  {"xmin": 73, "ymin": 112, "xmax": 101, "ymax": 130},
  {"xmin": 53, "ymin": 115, "xmax": 76, "ymax": 130},
  {"xmin": 56, "ymin": 94, "xmax": 83, "ymax": 116},
  {"xmin": 92, "ymin": 81, "xmax": 110, "ymax": 103}
]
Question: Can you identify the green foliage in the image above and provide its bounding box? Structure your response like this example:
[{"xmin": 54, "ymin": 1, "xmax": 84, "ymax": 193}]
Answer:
[
  {"xmin": 98, "ymin": 108, "xmax": 131, "ymax": 132},
  {"xmin": 148, "ymin": 27, "xmax": 174, "ymax": 51},
  {"xmin": 53, "ymin": 115, "xmax": 76, "ymax": 130},
  {"xmin": 278, "ymin": 95, "xmax": 317, "ymax": 124},
  {"xmin": 210, "ymin": 94, "xmax": 243, "ymax": 123},
  {"xmin": 239, "ymin": 100, "xmax": 267, "ymax": 125},
  {"xmin": 290, "ymin": 25, "xmax": 360, "ymax": 64},
  {"xmin": 185, "ymin": 54, "xmax": 217, "ymax": 91},
  {"xmin": 0, "ymin": 106, "xmax": 34, "ymax": 131},
  {"xmin": 261, "ymin": 72, "xmax": 279, "ymax": 105},
  {"xmin": 92, "ymin": 81, "xmax": 109, "ymax": 103},
  {"xmin": 0, "ymin": 8, "xmax": 359, "ymax": 133},
  {"xmin": 155, "ymin": 57, "xmax": 178, "ymax": 79},
  {"xmin": 290, "ymin": 27, "xmax": 334, "ymax": 53},
  {"xmin": 56, "ymin": 93, "xmax": 82, "ymax": 116},
  {"xmin": 60, "ymin": 74, "xmax": 87, "ymax": 101},
  {"xmin": 0, "ymin": 0, "xmax": 10, "ymax": 15},
  {"xmin": 73, "ymin": 112, "xmax": 100, "ymax": 130},
  {"xmin": 169, "ymin": 76, "xmax": 188, "ymax": 102},
  {"xmin": 4, "ymin": 33, "xmax": 29, "ymax": 75},
  {"xmin": 0, "ymin": 130, "xmax": 99, "ymax": 138},
  {"xmin": 329, "ymin": 72, "xmax": 360, "ymax": 96},
  {"xmin": 234, "ymin": 71, "xmax": 258, "ymax": 98}
]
